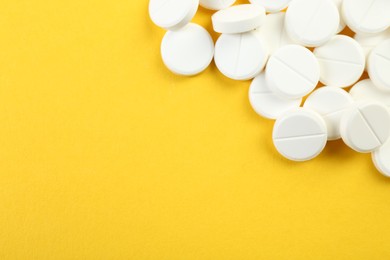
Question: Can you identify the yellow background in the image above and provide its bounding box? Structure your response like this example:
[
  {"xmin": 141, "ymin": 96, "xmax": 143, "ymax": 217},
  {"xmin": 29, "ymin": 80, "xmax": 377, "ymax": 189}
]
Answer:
[{"xmin": 0, "ymin": 0, "xmax": 389, "ymax": 259}]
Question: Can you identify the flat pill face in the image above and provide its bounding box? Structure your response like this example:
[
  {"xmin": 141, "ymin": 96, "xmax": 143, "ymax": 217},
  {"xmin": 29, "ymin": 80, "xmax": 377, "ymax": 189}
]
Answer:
[
  {"xmin": 368, "ymin": 39, "xmax": 390, "ymax": 92},
  {"xmin": 266, "ymin": 45, "xmax": 320, "ymax": 99},
  {"xmin": 285, "ymin": 0, "xmax": 339, "ymax": 47},
  {"xmin": 212, "ymin": 4, "xmax": 266, "ymax": 34},
  {"xmin": 255, "ymin": 13, "xmax": 294, "ymax": 55},
  {"xmin": 161, "ymin": 23, "xmax": 214, "ymax": 76},
  {"xmin": 200, "ymin": 0, "xmax": 236, "ymax": 10},
  {"xmin": 249, "ymin": 0, "xmax": 291, "ymax": 13},
  {"xmin": 372, "ymin": 139, "xmax": 390, "ymax": 177},
  {"xmin": 273, "ymin": 108, "xmax": 328, "ymax": 161},
  {"xmin": 215, "ymin": 32, "xmax": 269, "ymax": 80},
  {"xmin": 340, "ymin": 102, "xmax": 390, "ymax": 153},
  {"xmin": 342, "ymin": 0, "xmax": 390, "ymax": 34},
  {"xmin": 314, "ymin": 35, "xmax": 365, "ymax": 88},
  {"xmin": 350, "ymin": 79, "xmax": 390, "ymax": 108},
  {"xmin": 304, "ymin": 87, "xmax": 354, "ymax": 140},
  {"xmin": 149, "ymin": 0, "xmax": 199, "ymax": 30},
  {"xmin": 249, "ymin": 73, "xmax": 302, "ymax": 119}
]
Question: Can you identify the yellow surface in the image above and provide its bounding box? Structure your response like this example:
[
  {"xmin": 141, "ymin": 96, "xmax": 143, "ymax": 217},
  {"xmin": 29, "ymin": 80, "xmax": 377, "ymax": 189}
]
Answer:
[{"xmin": 1, "ymin": 0, "xmax": 390, "ymax": 259}]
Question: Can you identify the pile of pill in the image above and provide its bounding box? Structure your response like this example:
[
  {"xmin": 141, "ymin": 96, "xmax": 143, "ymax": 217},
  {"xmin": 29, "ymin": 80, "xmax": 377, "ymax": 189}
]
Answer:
[{"xmin": 149, "ymin": 0, "xmax": 390, "ymax": 177}]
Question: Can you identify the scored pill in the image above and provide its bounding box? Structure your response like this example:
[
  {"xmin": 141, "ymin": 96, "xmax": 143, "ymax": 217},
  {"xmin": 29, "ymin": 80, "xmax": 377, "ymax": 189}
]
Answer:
[
  {"xmin": 285, "ymin": 0, "xmax": 340, "ymax": 47},
  {"xmin": 214, "ymin": 31, "xmax": 269, "ymax": 80},
  {"xmin": 272, "ymin": 108, "xmax": 328, "ymax": 162},
  {"xmin": 342, "ymin": 0, "xmax": 390, "ymax": 34},
  {"xmin": 367, "ymin": 39, "xmax": 390, "ymax": 92},
  {"xmin": 304, "ymin": 87, "xmax": 354, "ymax": 141},
  {"xmin": 249, "ymin": 73, "xmax": 302, "ymax": 120},
  {"xmin": 266, "ymin": 45, "xmax": 320, "ymax": 100},
  {"xmin": 340, "ymin": 102, "xmax": 390, "ymax": 153},
  {"xmin": 313, "ymin": 35, "xmax": 365, "ymax": 88}
]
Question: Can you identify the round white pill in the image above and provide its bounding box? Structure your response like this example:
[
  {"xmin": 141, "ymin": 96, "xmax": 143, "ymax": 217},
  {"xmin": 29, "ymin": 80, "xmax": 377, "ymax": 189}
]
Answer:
[
  {"xmin": 249, "ymin": 73, "xmax": 302, "ymax": 120},
  {"xmin": 249, "ymin": 0, "xmax": 291, "ymax": 13},
  {"xmin": 200, "ymin": 0, "xmax": 236, "ymax": 11},
  {"xmin": 367, "ymin": 39, "xmax": 390, "ymax": 92},
  {"xmin": 372, "ymin": 139, "xmax": 390, "ymax": 177},
  {"xmin": 212, "ymin": 4, "xmax": 266, "ymax": 34},
  {"xmin": 149, "ymin": 0, "xmax": 199, "ymax": 30},
  {"xmin": 273, "ymin": 108, "xmax": 328, "ymax": 161},
  {"xmin": 266, "ymin": 45, "xmax": 320, "ymax": 99},
  {"xmin": 304, "ymin": 87, "xmax": 354, "ymax": 140},
  {"xmin": 354, "ymin": 29, "xmax": 390, "ymax": 65},
  {"xmin": 332, "ymin": 0, "xmax": 346, "ymax": 33},
  {"xmin": 313, "ymin": 35, "xmax": 365, "ymax": 88},
  {"xmin": 342, "ymin": 0, "xmax": 390, "ymax": 34},
  {"xmin": 350, "ymin": 79, "xmax": 390, "ymax": 108},
  {"xmin": 255, "ymin": 13, "xmax": 295, "ymax": 55},
  {"xmin": 161, "ymin": 23, "xmax": 214, "ymax": 76},
  {"xmin": 285, "ymin": 0, "xmax": 339, "ymax": 47},
  {"xmin": 214, "ymin": 32, "xmax": 269, "ymax": 80},
  {"xmin": 340, "ymin": 102, "xmax": 390, "ymax": 153}
]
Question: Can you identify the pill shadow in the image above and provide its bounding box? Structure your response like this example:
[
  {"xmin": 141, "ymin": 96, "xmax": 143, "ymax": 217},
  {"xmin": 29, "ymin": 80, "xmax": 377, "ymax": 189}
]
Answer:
[
  {"xmin": 368, "ymin": 159, "xmax": 390, "ymax": 183},
  {"xmin": 322, "ymin": 139, "xmax": 357, "ymax": 160}
]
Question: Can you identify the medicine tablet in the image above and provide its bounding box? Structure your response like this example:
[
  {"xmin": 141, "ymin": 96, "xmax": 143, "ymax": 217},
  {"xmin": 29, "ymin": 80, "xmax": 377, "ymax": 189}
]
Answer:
[
  {"xmin": 367, "ymin": 39, "xmax": 390, "ymax": 92},
  {"xmin": 285, "ymin": 0, "xmax": 339, "ymax": 47},
  {"xmin": 149, "ymin": 0, "xmax": 199, "ymax": 30},
  {"xmin": 212, "ymin": 4, "xmax": 266, "ymax": 34},
  {"xmin": 255, "ymin": 13, "xmax": 295, "ymax": 55},
  {"xmin": 304, "ymin": 87, "xmax": 354, "ymax": 140},
  {"xmin": 342, "ymin": 0, "xmax": 390, "ymax": 34},
  {"xmin": 313, "ymin": 35, "xmax": 365, "ymax": 88},
  {"xmin": 372, "ymin": 139, "xmax": 390, "ymax": 177},
  {"xmin": 340, "ymin": 102, "xmax": 390, "ymax": 153},
  {"xmin": 350, "ymin": 79, "xmax": 390, "ymax": 108},
  {"xmin": 332, "ymin": 0, "xmax": 346, "ymax": 33},
  {"xmin": 214, "ymin": 32, "xmax": 268, "ymax": 80},
  {"xmin": 266, "ymin": 45, "xmax": 320, "ymax": 99},
  {"xmin": 249, "ymin": 0, "xmax": 291, "ymax": 13},
  {"xmin": 200, "ymin": 0, "xmax": 236, "ymax": 11},
  {"xmin": 249, "ymin": 73, "xmax": 302, "ymax": 119},
  {"xmin": 273, "ymin": 108, "xmax": 327, "ymax": 161},
  {"xmin": 161, "ymin": 23, "xmax": 214, "ymax": 76},
  {"xmin": 354, "ymin": 29, "xmax": 390, "ymax": 65}
]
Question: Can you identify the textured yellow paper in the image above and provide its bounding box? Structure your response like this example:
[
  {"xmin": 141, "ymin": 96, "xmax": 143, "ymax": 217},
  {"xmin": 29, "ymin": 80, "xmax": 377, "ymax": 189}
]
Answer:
[{"xmin": 0, "ymin": 0, "xmax": 389, "ymax": 259}]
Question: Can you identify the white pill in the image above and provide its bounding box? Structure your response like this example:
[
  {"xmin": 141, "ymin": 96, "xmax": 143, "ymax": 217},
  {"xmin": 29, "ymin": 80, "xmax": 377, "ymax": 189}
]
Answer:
[
  {"xmin": 367, "ymin": 39, "xmax": 390, "ymax": 92},
  {"xmin": 149, "ymin": 0, "xmax": 199, "ymax": 30},
  {"xmin": 340, "ymin": 102, "xmax": 390, "ymax": 153},
  {"xmin": 304, "ymin": 87, "xmax": 354, "ymax": 140},
  {"xmin": 273, "ymin": 108, "xmax": 328, "ymax": 161},
  {"xmin": 214, "ymin": 32, "xmax": 269, "ymax": 80},
  {"xmin": 255, "ymin": 13, "xmax": 295, "ymax": 55},
  {"xmin": 249, "ymin": 73, "xmax": 302, "ymax": 120},
  {"xmin": 313, "ymin": 35, "xmax": 365, "ymax": 88},
  {"xmin": 342, "ymin": 0, "xmax": 390, "ymax": 34},
  {"xmin": 266, "ymin": 45, "xmax": 320, "ymax": 99},
  {"xmin": 332, "ymin": 0, "xmax": 346, "ymax": 33},
  {"xmin": 200, "ymin": 0, "xmax": 236, "ymax": 11},
  {"xmin": 211, "ymin": 4, "xmax": 266, "ymax": 34},
  {"xmin": 354, "ymin": 29, "xmax": 390, "ymax": 65},
  {"xmin": 372, "ymin": 139, "xmax": 390, "ymax": 177},
  {"xmin": 249, "ymin": 0, "xmax": 291, "ymax": 13},
  {"xmin": 350, "ymin": 79, "xmax": 390, "ymax": 108},
  {"xmin": 285, "ymin": 0, "xmax": 339, "ymax": 47},
  {"xmin": 161, "ymin": 23, "xmax": 214, "ymax": 76}
]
